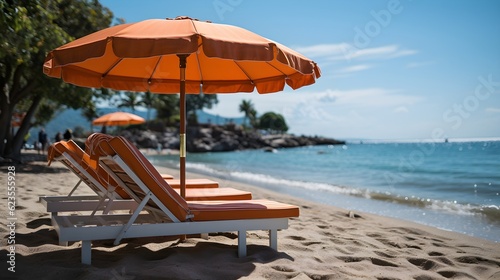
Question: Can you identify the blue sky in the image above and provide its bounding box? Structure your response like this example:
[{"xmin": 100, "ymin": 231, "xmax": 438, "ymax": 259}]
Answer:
[{"xmin": 99, "ymin": 0, "xmax": 500, "ymax": 140}]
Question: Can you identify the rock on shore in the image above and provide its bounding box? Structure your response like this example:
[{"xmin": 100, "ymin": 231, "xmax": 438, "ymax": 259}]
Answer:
[{"xmin": 118, "ymin": 124, "xmax": 345, "ymax": 152}]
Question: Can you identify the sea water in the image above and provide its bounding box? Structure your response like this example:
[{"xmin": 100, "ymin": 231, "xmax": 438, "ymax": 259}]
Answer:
[{"xmin": 147, "ymin": 139, "xmax": 500, "ymax": 242}]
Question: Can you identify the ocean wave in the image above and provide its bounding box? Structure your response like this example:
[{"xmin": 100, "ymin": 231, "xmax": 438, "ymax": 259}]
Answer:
[
  {"xmin": 185, "ymin": 161, "xmax": 500, "ymax": 224},
  {"xmin": 350, "ymin": 190, "xmax": 500, "ymax": 225},
  {"xmin": 352, "ymin": 137, "xmax": 500, "ymax": 144},
  {"xmin": 186, "ymin": 162, "xmax": 362, "ymax": 196},
  {"xmin": 231, "ymin": 171, "xmax": 364, "ymax": 196}
]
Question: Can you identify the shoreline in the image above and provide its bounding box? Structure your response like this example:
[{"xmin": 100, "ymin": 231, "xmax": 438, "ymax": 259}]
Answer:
[
  {"xmin": 157, "ymin": 163, "xmax": 500, "ymax": 242},
  {"xmin": 149, "ymin": 154, "xmax": 500, "ymax": 243},
  {"xmin": 1, "ymin": 151, "xmax": 499, "ymax": 279}
]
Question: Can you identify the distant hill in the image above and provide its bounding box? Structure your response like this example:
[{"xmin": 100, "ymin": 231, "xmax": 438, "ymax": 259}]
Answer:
[
  {"xmin": 27, "ymin": 108, "xmax": 244, "ymax": 144},
  {"xmin": 195, "ymin": 110, "xmax": 244, "ymax": 126}
]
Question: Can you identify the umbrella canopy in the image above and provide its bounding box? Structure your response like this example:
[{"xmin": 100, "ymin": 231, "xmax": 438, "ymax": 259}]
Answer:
[
  {"xmin": 43, "ymin": 16, "xmax": 321, "ymax": 197},
  {"xmin": 92, "ymin": 111, "xmax": 145, "ymax": 126}
]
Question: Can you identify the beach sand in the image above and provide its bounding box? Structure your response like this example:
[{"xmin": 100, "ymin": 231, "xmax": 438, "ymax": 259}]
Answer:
[{"xmin": 1, "ymin": 151, "xmax": 499, "ymax": 280}]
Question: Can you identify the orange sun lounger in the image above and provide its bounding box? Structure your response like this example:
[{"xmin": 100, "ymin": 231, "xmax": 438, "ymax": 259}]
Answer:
[
  {"xmin": 50, "ymin": 134, "xmax": 299, "ymax": 264},
  {"xmin": 165, "ymin": 178, "xmax": 219, "ymax": 188},
  {"xmin": 41, "ymin": 139, "xmax": 250, "ymax": 217},
  {"xmin": 160, "ymin": 173, "xmax": 174, "ymax": 179}
]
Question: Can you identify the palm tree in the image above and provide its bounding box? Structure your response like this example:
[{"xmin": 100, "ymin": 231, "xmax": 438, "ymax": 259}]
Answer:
[
  {"xmin": 140, "ymin": 91, "xmax": 158, "ymax": 121},
  {"xmin": 248, "ymin": 108, "xmax": 258, "ymax": 128},
  {"xmin": 239, "ymin": 99, "xmax": 255, "ymax": 128},
  {"xmin": 118, "ymin": 91, "xmax": 142, "ymax": 112}
]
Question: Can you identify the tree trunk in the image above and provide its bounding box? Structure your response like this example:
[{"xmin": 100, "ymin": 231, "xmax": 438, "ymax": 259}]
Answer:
[
  {"xmin": 5, "ymin": 94, "xmax": 43, "ymax": 162},
  {"xmin": 0, "ymin": 100, "xmax": 13, "ymax": 157}
]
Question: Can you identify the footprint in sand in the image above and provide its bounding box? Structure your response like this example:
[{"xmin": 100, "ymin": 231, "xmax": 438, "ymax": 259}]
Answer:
[
  {"xmin": 333, "ymin": 246, "xmax": 356, "ymax": 255},
  {"xmin": 336, "ymin": 256, "xmax": 363, "ymax": 263},
  {"xmin": 455, "ymin": 256, "xmax": 500, "ymax": 266},
  {"xmin": 287, "ymin": 236, "xmax": 307, "ymax": 241},
  {"xmin": 407, "ymin": 258, "xmax": 441, "ymax": 270},
  {"xmin": 373, "ymin": 250, "xmax": 397, "ymax": 259},
  {"xmin": 313, "ymin": 257, "xmax": 323, "ymax": 263},
  {"xmin": 336, "ymin": 256, "xmax": 399, "ymax": 267},
  {"xmin": 302, "ymin": 241, "xmax": 323, "ymax": 246},
  {"xmin": 435, "ymin": 256, "xmax": 454, "ymax": 266},
  {"xmin": 370, "ymin": 257, "xmax": 399, "ymax": 267},
  {"xmin": 271, "ymin": 265, "xmax": 296, "ymax": 273},
  {"xmin": 437, "ymin": 270, "xmax": 475, "ymax": 279}
]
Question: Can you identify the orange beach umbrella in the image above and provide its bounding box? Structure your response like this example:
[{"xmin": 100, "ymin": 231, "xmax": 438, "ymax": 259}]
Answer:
[
  {"xmin": 92, "ymin": 111, "xmax": 145, "ymax": 126},
  {"xmin": 43, "ymin": 16, "xmax": 321, "ymax": 198}
]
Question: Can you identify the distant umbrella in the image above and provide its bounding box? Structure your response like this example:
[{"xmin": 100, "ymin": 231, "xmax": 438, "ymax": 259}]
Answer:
[{"xmin": 92, "ymin": 111, "xmax": 145, "ymax": 126}]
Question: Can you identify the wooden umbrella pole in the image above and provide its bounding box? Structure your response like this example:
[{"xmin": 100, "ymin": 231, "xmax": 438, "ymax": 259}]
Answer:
[{"xmin": 178, "ymin": 54, "xmax": 188, "ymax": 199}]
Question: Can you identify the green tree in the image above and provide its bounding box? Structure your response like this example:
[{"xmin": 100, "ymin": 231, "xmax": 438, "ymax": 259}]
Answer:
[
  {"xmin": 248, "ymin": 108, "xmax": 258, "ymax": 128},
  {"xmin": 239, "ymin": 99, "xmax": 256, "ymax": 128},
  {"xmin": 186, "ymin": 94, "xmax": 218, "ymax": 124},
  {"xmin": 258, "ymin": 112, "xmax": 289, "ymax": 133},
  {"xmin": 154, "ymin": 94, "xmax": 179, "ymax": 124},
  {"xmin": 0, "ymin": 0, "xmax": 113, "ymax": 160},
  {"xmin": 118, "ymin": 91, "xmax": 142, "ymax": 112},
  {"xmin": 140, "ymin": 91, "xmax": 158, "ymax": 121}
]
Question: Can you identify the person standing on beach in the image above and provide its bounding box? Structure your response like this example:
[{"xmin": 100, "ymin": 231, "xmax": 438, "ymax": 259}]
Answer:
[
  {"xmin": 63, "ymin": 129, "xmax": 73, "ymax": 141},
  {"xmin": 38, "ymin": 128, "xmax": 48, "ymax": 154},
  {"xmin": 55, "ymin": 132, "xmax": 63, "ymax": 142}
]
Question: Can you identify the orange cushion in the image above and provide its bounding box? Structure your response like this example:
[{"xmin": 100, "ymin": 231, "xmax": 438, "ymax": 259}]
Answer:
[
  {"xmin": 181, "ymin": 187, "xmax": 251, "ymax": 201},
  {"xmin": 188, "ymin": 199, "xmax": 299, "ymax": 221},
  {"xmin": 166, "ymin": 178, "xmax": 219, "ymax": 189},
  {"xmin": 160, "ymin": 173, "xmax": 174, "ymax": 179}
]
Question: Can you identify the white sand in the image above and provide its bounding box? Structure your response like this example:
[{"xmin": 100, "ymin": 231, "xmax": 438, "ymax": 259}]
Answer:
[{"xmin": 1, "ymin": 151, "xmax": 499, "ymax": 279}]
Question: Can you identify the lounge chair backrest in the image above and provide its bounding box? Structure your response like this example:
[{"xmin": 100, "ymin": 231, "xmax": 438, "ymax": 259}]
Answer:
[
  {"xmin": 88, "ymin": 134, "xmax": 191, "ymax": 221},
  {"xmin": 48, "ymin": 141, "xmax": 104, "ymax": 195},
  {"xmin": 66, "ymin": 140, "xmax": 131, "ymax": 199},
  {"xmin": 48, "ymin": 140, "xmax": 130, "ymax": 199}
]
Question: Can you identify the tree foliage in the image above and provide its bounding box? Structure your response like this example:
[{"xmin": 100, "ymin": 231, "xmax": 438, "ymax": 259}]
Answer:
[
  {"xmin": 239, "ymin": 99, "xmax": 257, "ymax": 128},
  {"xmin": 140, "ymin": 91, "xmax": 158, "ymax": 121},
  {"xmin": 186, "ymin": 94, "xmax": 218, "ymax": 124},
  {"xmin": 118, "ymin": 91, "xmax": 142, "ymax": 112},
  {"xmin": 154, "ymin": 94, "xmax": 180, "ymax": 124},
  {"xmin": 258, "ymin": 112, "xmax": 289, "ymax": 133},
  {"xmin": 0, "ymin": 0, "xmax": 113, "ymax": 160}
]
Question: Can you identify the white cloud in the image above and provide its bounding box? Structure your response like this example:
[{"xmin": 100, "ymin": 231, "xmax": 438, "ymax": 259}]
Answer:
[
  {"xmin": 295, "ymin": 43, "xmax": 417, "ymax": 78},
  {"xmin": 485, "ymin": 107, "xmax": 500, "ymax": 114},
  {"xmin": 294, "ymin": 43, "xmax": 351, "ymax": 58},
  {"xmin": 315, "ymin": 88, "xmax": 421, "ymax": 107},
  {"xmin": 345, "ymin": 44, "xmax": 417, "ymax": 60},
  {"xmin": 336, "ymin": 64, "xmax": 372, "ymax": 74},
  {"xmin": 297, "ymin": 44, "xmax": 417, "ymax": 61},
  {"xmin": 204, "ymin": 88, "xmax": 423, "ymax": 139}
]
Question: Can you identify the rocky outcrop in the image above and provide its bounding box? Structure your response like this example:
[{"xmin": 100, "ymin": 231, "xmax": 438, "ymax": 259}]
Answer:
[{"xmin": 120, "ymin": 124, "xmax": 345, "ymax": 152}]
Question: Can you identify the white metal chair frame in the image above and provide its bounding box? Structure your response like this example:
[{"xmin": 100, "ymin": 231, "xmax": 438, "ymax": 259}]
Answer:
[{"xmin": 51, "ymin": 153, "xmax": 289, "ymax": 265}]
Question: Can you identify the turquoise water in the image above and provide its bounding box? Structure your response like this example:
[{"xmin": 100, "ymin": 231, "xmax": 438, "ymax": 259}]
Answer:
[{"xmin": 147, "ymin": 140, "xmax": 500, "ymax": 242}]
